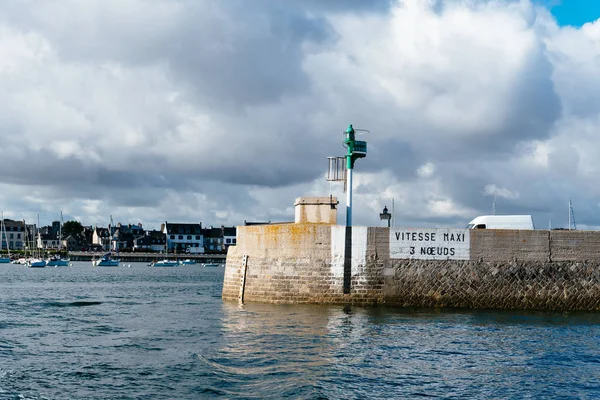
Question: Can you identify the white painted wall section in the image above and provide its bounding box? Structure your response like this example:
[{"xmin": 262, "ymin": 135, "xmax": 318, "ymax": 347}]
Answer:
[
  {"xmin": 352, "ymin": 227, "xmax": 367, "ymax": 275},
  {"xmin": 390, "ymin": 228, "xmax": 470, "ymax": 260},
  {"xmin": 330, "ymin": 226, "xmax": 368, "ymax": 278},
  {"xmin": 330, "ymin": 226, "xmax": 345, "ymax": 279}
]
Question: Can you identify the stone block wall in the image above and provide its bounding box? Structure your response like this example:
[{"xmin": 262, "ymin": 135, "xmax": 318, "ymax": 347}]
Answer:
[
  {"xmin": 550, "ymin": 230, "xmax": 600, "ymax": 261},
  {"xmin": 223, "ymin": 224, "xmax": 347, "ymax": 304},
  {"xmin": 384, "ymin": 259, "xmax": 600, "ymax": 310},
  {"xmin": 224, "ymin": 224, "xmax": 385, "ymax": 304},
  {"xmin": 223, "ymin": 225, "xmax": 600, "ymax": 310},
  {"xmin": 470, "ymin": 230, "xmax": 550, "ymax": 261}
]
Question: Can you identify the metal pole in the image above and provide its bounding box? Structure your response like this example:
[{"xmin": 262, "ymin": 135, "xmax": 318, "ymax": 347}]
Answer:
[
  {"xmin": 346, "ymin": 168, "xmax": 352, "ymax": 226},
  {"xmin": 343, "ymin": 124, "xmax": 356, "ymax": 294},
  {"xmin": 392, "ymin": 198, "xmax": 395, "ymax": 228},
  {"xmin": 344, "ymin": 124, "xmax": 355, "ymax": 228}
]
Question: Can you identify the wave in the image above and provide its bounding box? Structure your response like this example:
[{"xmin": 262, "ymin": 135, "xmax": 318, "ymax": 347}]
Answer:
[{"xmin": 42, "ymin": 301, "xmax": 103, "ymax": 308}]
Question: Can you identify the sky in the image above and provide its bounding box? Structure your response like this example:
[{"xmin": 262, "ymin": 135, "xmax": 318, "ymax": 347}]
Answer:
[
  {"xmin": 1, "ymin": 0, "xmax": 600, "ymax": 230},
  {"xmin": 538, "ymin": 0, "xmax": 600, "ymax": 27}
]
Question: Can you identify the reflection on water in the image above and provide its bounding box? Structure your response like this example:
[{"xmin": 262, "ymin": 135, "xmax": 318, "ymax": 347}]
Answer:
[{"xmin": 215, "ymin": 303, "xmax": 600, "ymax": 399}]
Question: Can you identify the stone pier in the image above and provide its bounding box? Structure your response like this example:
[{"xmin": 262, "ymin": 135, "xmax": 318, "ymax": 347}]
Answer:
[{"xmin": 223, "ymin": 198, "xmax": 600, "ymax": 311}]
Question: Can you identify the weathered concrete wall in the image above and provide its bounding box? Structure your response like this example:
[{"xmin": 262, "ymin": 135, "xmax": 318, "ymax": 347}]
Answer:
[
  {"xmin": 223, "ymin": 224, "xmax": 383, "ymax": 304},
  {"xmin": 223, "ymin": 226, "xmax": 600, "ymax": 310},
  {"xmin": 294, "ymin": 197, "xmax": 338, "ymax": 224},
  {"xmin": 550, "ymin": 230, "xmax": 600, "ymax": 261},
  {"xmin": 223, "ymin": 224, "xmax": 337, "ymax": 304},
  {"xmin": 471, "ymin": 230, "xmax": 550, "ymax": 261}
]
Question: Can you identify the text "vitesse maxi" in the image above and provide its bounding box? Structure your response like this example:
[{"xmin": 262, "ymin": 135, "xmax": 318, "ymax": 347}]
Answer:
[{"xmin": 394, "ymin": 232, "xmax": 466, "ymax": 242}]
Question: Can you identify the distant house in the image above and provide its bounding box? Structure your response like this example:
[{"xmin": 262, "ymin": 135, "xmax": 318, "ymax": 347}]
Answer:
[
  {"xmin": 203, "ymin": 226, "xmax": 225, "ymax": 253},
  {"xmin": 38, "ymin": 221, "xmax": 60, "ymax": 239},
  {"xmin": 108, "ymin": 223, "xmax": 143, "ymax": 251},
  {"xmin": 64, "ymin": 233, "xmax": 88, "ymax": 251},
  {"xmin": 1, "ymin": 219, "xmax": 26, "ymax": 250},
  {"xmin": 222, "ymin": 226, "xmax": 237, "ymax": 251},
  {"xmin": 37, "ymin": 221, "xmax": 91, "ymax": 251},
  {"xmin": 127, "ymin": 223, "xmax": 144, "ymax": 236},
  {"xmin": 133, "ymin": 230, "xmax": 166, "ymax": 252},
  {"xmin": 161, "ymin": 222, "xmax": 203, "ymax": 253},
  {"xmin": 111, "ymin": 229, "xmax": 134, "ymax": 251},
  {"xmin": 38, "ymin": 233, "xmax": 60, "ymax": 250},
  {"xmin": 82, "ymin": 226, "xmax": 94, "ymax": 249},
  {"xmin": 92, "ymin": 227, "xmax": 111, "ymax": 251}
]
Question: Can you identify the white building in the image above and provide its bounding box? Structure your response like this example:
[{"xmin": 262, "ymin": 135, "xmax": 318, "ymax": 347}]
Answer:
[{"xmin": 161, "ymin": 222, "xmax": 204, "ymax": 253}]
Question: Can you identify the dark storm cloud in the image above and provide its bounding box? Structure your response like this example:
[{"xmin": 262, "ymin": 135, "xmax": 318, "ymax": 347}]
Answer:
[
  {"xmin": 361, "ymin": 139, "xmax": 419, "ymax": 179},
  {"xmin": 165, "ymin": 4, "xmax": 329, "ymax": 107},
  {"xmin": 0, "ymin": 1, "xmax": 335, "ymax": 108}
]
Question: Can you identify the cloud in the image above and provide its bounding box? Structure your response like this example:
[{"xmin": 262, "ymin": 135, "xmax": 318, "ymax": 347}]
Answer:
[
  {"xmin": 483, "ymin": 184, "xmax": 519, "ymax": 200},
  {"xmin": 0, "ymin": 0, "xmax": 599, "ymax": 231},
  {"xmin": 417, "ymin": 163, "xmax": 436, "ymax": 178}
]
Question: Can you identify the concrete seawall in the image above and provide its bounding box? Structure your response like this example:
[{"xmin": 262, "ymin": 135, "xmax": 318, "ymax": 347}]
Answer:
[{"xmin": 223, "ymin": 224, "xmax": 600, "ymax": 311}]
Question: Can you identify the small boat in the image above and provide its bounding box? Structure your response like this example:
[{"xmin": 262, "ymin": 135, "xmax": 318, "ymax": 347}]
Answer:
[
  {"xmin": 27, "ymin": 258, "xmax": 47, "ymax": 268},
  {"xmin": 202, "ymin": 263, "xmax": 220, "ymax": 268},
  {"xmin": 24, "ymin": 218, "xmax": 46, "ymax": 268},
  {"xmin": 149, "ymin": 259, "xmax": 179, "ymax": 267},
  {"xmin": 92, "ymin": 253, "xmax": 120, "ymax": 267},
  {"xmin": 46, "ymin": 254, "xmax": 70, "ymax": 267},
  {"xmin": 179, "ymin": 259, "xmax": 196, "ymax": 265},
  {"xmin": 0, "ymin": 257, "xmax": 10, "ymax": 264},
  {"xmin": 47, "ymin": 213, "xmax": 70, "ymax": 266}
]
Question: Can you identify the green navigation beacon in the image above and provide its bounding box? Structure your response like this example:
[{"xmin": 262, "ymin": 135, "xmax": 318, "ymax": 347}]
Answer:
[
  {"xmin": 342, "ymin": 124, "xmax": 368, "ymax": 227},
  {"xmin": 326, "ymin": 124, "xmax": 369, "ymax": 227}
]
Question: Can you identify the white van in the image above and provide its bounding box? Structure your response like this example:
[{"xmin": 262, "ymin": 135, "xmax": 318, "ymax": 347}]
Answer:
[{"xmin": 466, "ymin": 215, "xmax": 535, "ymax": 230}]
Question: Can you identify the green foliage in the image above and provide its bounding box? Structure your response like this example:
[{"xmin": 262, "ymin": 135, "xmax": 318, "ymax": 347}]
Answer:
[{"xmin": 62, "ymin": 220, "xmax": 83, "ymax": 237}]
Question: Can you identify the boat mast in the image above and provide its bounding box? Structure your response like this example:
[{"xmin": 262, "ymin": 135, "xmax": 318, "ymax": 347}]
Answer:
[
  {"xmin": 1, "ymin": 212, "xmax": 6, "ymax": 257},
  {"xmin": 4, "ymin": 213, "xmax": 8, "ymax": 257},
  {"xmin": 37, "ymin": 214, "xmax": 40, "ymax": 258},
  {"xmin": 59, "ymin": 211, "xmax": 62, "ymax": 253},
  {"xmin": 569, "ymin": 198, "xmax": 576, "ymax": 230},
  {"xmin": 7, "ymin": 216, "xmax": 10, "ymax": 258},
  {"xmin": 109, "ymin": 215, "xmax": 114, "ymax": 252},
  {"xmin": 23, "ymin": 219, "xmax": 28, "ymax": 259}
]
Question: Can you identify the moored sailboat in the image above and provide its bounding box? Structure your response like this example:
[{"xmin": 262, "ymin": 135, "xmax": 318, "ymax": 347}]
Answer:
[
  {"xmin": 26, "ymin": 258, "xmax": 47, "ymax": 268},
  {"xmin": 46, "ymin": 212, "xmax": 70, "ymax": 267},
  {"xmin": 148, "ymin": 231, "xmax": 179, "ymax": 266},
  {"xmin": 149, "ymin": 259, "xmax": 179, "ymax": 267},
  {"xmin": 46, "ymin": 254, "xmax": 70, "ymax": 267},
  {"xmin": 92, "ymin": 252, "xmax": 120, "ymax": 267},
  {"xmin": 27, "ymin": 217, "xmax": 46, "ymax": 268}
]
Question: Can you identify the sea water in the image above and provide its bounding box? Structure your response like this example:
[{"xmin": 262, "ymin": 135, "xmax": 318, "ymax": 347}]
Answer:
[{"xmin": 0, "ymin": 262, "xmax": 598, "ymax": 399}]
